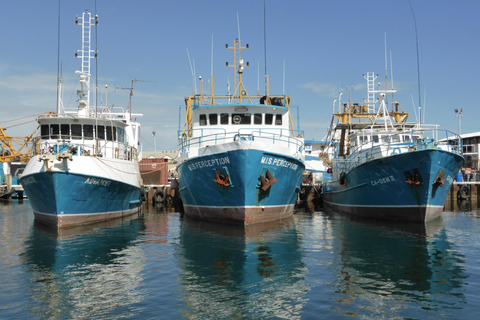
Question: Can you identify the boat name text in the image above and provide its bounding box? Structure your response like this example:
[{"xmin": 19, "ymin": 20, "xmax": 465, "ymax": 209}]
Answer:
[
  {"xmin": 84, "ymin": 177, "xmax": 112, "ymax": 187},
  {"xmin": 261, "ymin": 157, "xmax": 298, "ymax": 171},
  {"xmin": 188, "ymin": 157, "xmax": 230, "ymax": 171},
  {"xmin": 446, "ymin": 175, "xmax": 454, "ymax": 185},
  {"xmin": 21, "ymin": 176, "xmax": 36, "ymax": 186},
  {"xmin": 371, "ymin": 175, "xmax": 395, "ymax": 186}
]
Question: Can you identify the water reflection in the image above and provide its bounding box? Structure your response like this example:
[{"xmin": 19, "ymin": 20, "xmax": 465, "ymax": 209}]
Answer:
[
  {"xmin": 329, "ymin": 212, "xmax": 467, "ymax": 317},
  {"xmin": 21, "ymin": 215, "xmax": 146, "ymax": 319},
  {"xmin": 178, "ymin": 216, "xmax": 309, "ymax": 319}
]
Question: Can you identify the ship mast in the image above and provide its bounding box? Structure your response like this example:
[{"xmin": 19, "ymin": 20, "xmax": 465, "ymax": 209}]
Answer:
[
  {"xmin": 226, "ymin": 39, "xmax": 250, "ymax": 104},
  {"xmin": 74, "ymin": 10, "xmax": 98, "ymax": 117}
]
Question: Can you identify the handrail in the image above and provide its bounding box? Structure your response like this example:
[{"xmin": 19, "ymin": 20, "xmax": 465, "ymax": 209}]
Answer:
[
  {"xmin": 178, "ymin": 127, "xmax": 304, "ymax": 155},
  {"xmin": 338, "ymin": 128, "xmax": 462, "ymax": 173},
  {"xmin": 30, "ymin": 137, "xmax": 139, "ymax": 162}
]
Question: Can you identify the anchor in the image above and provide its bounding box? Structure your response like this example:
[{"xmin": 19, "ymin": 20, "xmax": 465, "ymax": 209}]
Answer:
[
  {"xmin": 260, "ymin": 169, "xmax": 277, "ymax": 191},
  {"xmin": 214, "ymin": 170, "xmax": 230, "ymax": 187},
  {"xmin": 433, "ymin": 170, "xmax": 446, "ymax": 187},
  {"xmin": 405, "ymin": 168, "xmax": 422, "ymax": 185}
]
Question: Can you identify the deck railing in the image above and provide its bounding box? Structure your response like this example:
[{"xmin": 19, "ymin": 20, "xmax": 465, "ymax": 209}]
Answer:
[
  {"xmin": 31, "ymin": 136, "xmax": 139, "ymax": 162},
  {"xmin": 336, "ymin": 128, "xmax": 462, "ymax": 173},
  {"xmin": 178, "ymin": 127, "xmax": 305, "ymax": 156}
]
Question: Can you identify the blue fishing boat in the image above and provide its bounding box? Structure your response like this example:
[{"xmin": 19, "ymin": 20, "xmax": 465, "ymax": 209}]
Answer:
[
  {"xmin": 321, "ymin": 72, "xmax": 464, "ymax": 222},
  {"xmin": 19, "ymin": 10, "xmax": 143, "ymax": 228},
  {"xmin": 177, "ymin": 39, "xmax": 305, "ymax": 225}
]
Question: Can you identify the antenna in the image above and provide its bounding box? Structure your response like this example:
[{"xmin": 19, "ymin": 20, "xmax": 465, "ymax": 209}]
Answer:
[
  {"xmin": 283, "ymin": 60, "xmax": 286, "ymax": 95},
  {"xmin": 263, "ymin": 0, "xmax": 268, "ymax": 95},
  {"xmin": 211, "ymin": 35, "xmax": 214, "ymax": 75},
  {"xmin": 117, "ymin": 79, "xmax": 156, "ymax": 118},
  {"xmin": 56, "ymin": 0, "xmax": 61, "ymax": 114},
  {"xmin": 346, "ymin": 86, "xmax": 353, "ymax": 105},
  {"xmin": 384, "ymin": 32, "xmax": 388, "ymax": 103},
  {"xmin": 390, "ymin": 50, "xmax": 394, "ymax": 103},
  {"xmin": 411, "ymin": 95, "xmax": 418, "ymax": 122},
  {"xmin": 257, "ymin": 62, "xmax": 260, "ymax": 95},
  {"xmin": 237, "ymin": 13, "xmax": 241, "ymax": 43},
  {"xmin": 408, "ymin": 0, "xmax": 422, "ymax": 124},
  {"xmin": 210, "ymin": 34, "xmax": 214, "ymax": 104},
  {"xmin": 186, "ymin": 49, "xmax": 196, "ymax": 96},
  {"xmin": 227, "ymin": 76, "xmax": 231, "ymax": 96},
  {"xmin": 423, "ymin": 87, "xmax": 427, "ymax": 121}
]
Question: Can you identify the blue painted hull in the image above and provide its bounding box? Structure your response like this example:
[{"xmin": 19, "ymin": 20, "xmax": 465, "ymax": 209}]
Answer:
[
  {"xmin": 20, "ymin": 171, "xmax": 142, "ymax": 228},
  {"xmin": 177, "ymin": 149, "xmax": 305, "ymax": 225},
  {"xmin": 323, "ymin": 149, "xmax": 464, "ymax": 222}
]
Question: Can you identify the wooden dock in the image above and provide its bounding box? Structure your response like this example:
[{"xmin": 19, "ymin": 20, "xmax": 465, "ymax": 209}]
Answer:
[
  {"xmin": 142, "ymin": 179, "xmax": 183, "ymax": 212},
  {"xmin": 445, "ymin": 182, "xmax": 480, "ymax": 212}
]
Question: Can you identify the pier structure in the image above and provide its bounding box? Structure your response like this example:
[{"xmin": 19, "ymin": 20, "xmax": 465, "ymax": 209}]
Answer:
[{"xmin": 445, "ymin": 181, "xmax": 480, "ymax": 212}]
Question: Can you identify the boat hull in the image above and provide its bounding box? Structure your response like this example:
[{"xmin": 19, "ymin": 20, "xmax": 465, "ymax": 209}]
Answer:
[
  {"xmin": 177, "ymin": 147, "xmax": 304, "ymax": 225},
  {"xmin": 19, "ymin": 156, "xmax": 142, "ymax": 228},
  {"xmin": 323, "ymin": 149, "xmax": 464, "ymax": 222}
]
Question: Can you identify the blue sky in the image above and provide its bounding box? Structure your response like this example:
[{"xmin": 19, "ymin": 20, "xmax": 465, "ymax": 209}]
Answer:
[{"xmin": 1, "ymin": 0, "xmax": 479, "ymax": 152}]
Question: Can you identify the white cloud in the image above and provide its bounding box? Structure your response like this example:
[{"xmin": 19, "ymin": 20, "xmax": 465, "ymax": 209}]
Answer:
[{"xmin": 298, "ymin": 81, "xmax": 338, "ymax": 97}]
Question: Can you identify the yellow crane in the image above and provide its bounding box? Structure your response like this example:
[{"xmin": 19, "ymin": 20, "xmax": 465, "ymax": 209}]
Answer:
[
  {"xmin": 0, "ymin": 112, "xmax": 56, "ymax": 163},
  {"xmin": 0, "ymin": 126, "xmax": 36, "ymax": 163},
  {"xmin": 0, "ymin": 113, "xmax": 51, "ymax": 199}
]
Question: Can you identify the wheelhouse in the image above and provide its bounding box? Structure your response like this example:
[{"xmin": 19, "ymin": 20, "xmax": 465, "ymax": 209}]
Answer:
[{"xmin": 34, "ymin": 115, "xmax": 140, "ymax": 161}]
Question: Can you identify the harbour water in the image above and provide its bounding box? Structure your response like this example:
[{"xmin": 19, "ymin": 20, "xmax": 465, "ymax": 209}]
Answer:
[{"xmin": 1, "ymin": 201, "xmax": 479, "ymax": 319}]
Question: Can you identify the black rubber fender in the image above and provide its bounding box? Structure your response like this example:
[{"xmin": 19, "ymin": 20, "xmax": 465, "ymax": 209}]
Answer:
[
  {"xmin": 339, "ymin": 172, "xmax": 346, "ymax": 185},
  {"xmin": 459, "ymin": 185, "xmax": 471, "ymax": 199},
  {"xmin": 153, "ymin": 189, "xmax": 166, "ymax": 203}
]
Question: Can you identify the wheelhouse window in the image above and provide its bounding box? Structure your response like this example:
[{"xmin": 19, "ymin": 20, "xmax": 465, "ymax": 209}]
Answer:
[
  {"xmin": 199, "ymin": 114, "xmax": 207, "ymax": 126},
  {"xmin": 96, "ymin": 125, "xmax": 105, "ymax": 140},
  {"xmin": 71, "ymin": 124, "xmax": 82, "ymax": 139},
  {"xmin": 50, "ymin": 124, "xmax": 59, "ymax": 139},
  {"xmin": 275, "ymin": 114, "xmax": 282, "ymax": 125},
  {"xmin": 404, "ymin": 135, "xmax": 410, "ymax": 142},
  {"xmin": 209, "ymin": 114, "xmax": 218, "ymax": 125},
  {"xmin": 41, "ymin": 125, "xmax": 49, "ymax": 138},
  {"xmin": 372, "ymin": 135, "xmax": 379, "ymax": 143},
  {"xmin": 220, "ymin": 113, "xmax": 229, "ymax": 124},
  {"xmin": 61, "ymin": 124, "xmax": 70, "ymax": 139},
  {"xmin": 117, "ymin": 127, "xmax": 125, "ymax": 143},
  {"xmin": 265, "ymin": 114, "xmax": 273, "ymax": 125},
  {"xmin": 106, "ymin": 126, "xmax": 116, "ymax": 141},
  {"xmin": 84, "ymin": 125, "xmax": 94, "ymax": 139},
  {"xmin": 254, "ymin": 113, "xmax": 262, "ymax": 125},
  {"xmin": 232, "ymin": 113, "xmax": 251, "ymax": 125}
]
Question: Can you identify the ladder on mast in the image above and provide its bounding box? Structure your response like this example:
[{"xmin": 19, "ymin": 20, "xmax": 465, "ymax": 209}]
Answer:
[
  {"xmin": 74, "ymin": 10, "xmax": 98, "ymax": 116},
  {"xmin": 365, "ymin": 72, "xmax": 377, "ymax": 113}
]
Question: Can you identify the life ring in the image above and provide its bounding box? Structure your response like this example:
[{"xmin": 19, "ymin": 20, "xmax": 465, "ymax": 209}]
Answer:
[
  {"xmin": 339, "ymin": 172, "xmax": 346, "ymax": 185},
  {"xmin": 153, "ymin": 189, "xmax": 166, "ymax": 203},
  {"xmin": 233, "ymin": 115, "xmax": 241, "ymax": 124},
  {"xmin": 392, "ymin": 148, "xmax": 401, "ymax": 155}
]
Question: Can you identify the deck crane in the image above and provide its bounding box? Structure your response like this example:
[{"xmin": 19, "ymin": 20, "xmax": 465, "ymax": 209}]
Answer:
[{"xmin": 0, "ymin": 112, "xmax": 53, "ymax": 199}]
